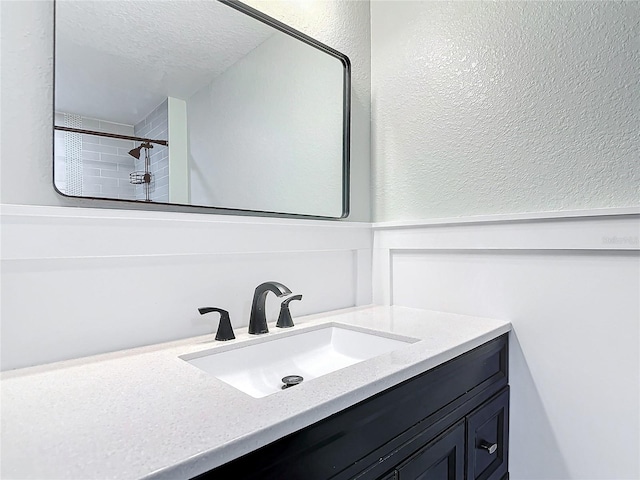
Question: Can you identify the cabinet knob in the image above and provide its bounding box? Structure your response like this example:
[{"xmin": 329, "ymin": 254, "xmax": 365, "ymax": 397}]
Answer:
[{"xmin": 479, "ymin": 440, "xmax": 498, "ymax": 454}]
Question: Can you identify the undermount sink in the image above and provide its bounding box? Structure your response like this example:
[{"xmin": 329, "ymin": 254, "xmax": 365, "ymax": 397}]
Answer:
[{"xmin": 180, "ymin": 323, "xmax": 419, "ymax": 398}]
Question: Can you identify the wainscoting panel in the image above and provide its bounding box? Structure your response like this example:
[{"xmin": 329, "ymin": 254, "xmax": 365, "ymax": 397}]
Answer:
[
  {"xmin": 1, "ymin": 205, "xmax": 372, "ymax": 370},
  {"xmin": 373, "ymin": 211, "xmax": 640, "ymax": 479}
]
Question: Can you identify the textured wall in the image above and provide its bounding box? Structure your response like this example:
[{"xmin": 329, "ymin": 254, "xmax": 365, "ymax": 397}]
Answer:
[
  {"xmin": 371, "ymin": 1, "xmax": 640, "ymax": 222},
  {"xmin": 1, "ymin": 1, "xmax": 58, "ymax": 207},
  {"xmin": 0, "ymin": 0, "xmax": 370, "ymax": 221}
]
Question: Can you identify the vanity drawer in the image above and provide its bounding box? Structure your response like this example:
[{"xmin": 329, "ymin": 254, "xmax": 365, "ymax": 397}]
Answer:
[
  {"xmin": 466, "ymin": 387, "xmax": 510, "ymax": 480},
  {"xmin": 394, "ymin": 420, "xmax": 465, "ymax": 480}
]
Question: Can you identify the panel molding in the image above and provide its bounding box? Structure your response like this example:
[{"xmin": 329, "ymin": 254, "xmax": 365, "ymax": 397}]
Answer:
[
  {"xmin": 373, "ymin": 210, "xmax": 640, "ymax": 480},
  {"xmin": 372, "ymin": 206, "xmax": 639, "ymax": 229},
  {"xmin": 373, "ymin": 211, "xmax": 639, "ymax": 305},
  {"xmin": 0, "ymin": 204, "xmax": 372, "ymax": 370},
  {"xmin": 1, "ymin": 204, "xmax": 372, "ymax": 260}
]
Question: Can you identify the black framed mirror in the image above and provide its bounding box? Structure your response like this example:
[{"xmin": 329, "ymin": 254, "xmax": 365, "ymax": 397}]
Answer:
[{"xmin": 53, "ymin": 0, "xmax": 350, "ymax": 219}]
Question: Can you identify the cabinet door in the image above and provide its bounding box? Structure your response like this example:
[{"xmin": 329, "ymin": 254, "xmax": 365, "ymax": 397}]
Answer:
[
  {"xmin": 393, "ymin": 420, "xmax": 465, "ymax": 480},
  {"xmin": 466, "ymin": 387, "xmax": 509, "ymax": 480},
  {"xmin": 377, "ymin": 474, "xmax": 396, "ymax": 480}
]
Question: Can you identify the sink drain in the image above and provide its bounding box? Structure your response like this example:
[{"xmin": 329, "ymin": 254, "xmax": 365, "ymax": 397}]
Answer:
[{"xmin": 281, "ymin": 375, "xmax": 304, "ymax": 390}]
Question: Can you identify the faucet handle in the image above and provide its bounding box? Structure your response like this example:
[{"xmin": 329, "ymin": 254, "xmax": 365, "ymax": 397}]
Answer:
[
  {"xmin": 198, "ymin": 307, "xmax": 235, "ymax": 341},
  {"xmin": 282, "ymin": 294, "xmax": 303, "ymax": 307},
  {"xmin": 276, "ymin": 295, "xmax": 302, "ymax": 328}
]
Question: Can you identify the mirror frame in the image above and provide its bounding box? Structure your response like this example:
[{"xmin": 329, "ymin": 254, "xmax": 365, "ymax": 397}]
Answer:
[{"xmin": 52, "ymin": 0, "xmax": 351, "ymax": 219}]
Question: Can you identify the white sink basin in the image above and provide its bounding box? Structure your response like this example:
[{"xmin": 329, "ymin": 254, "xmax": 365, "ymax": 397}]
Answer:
[{"xmin": 181, "ymin": 323, "xmax": 418, "ymax": 398}]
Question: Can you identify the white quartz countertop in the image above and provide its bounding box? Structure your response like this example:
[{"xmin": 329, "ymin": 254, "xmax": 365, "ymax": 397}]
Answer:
[{"xmin": 1, "ymin": 305, "xmax": 511, "ymax": 480}]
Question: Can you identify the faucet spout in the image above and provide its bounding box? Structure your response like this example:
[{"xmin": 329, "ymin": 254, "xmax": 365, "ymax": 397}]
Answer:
[{"xmin": 248, "ymin": 281, "xmax": 292, "ymax": 334}]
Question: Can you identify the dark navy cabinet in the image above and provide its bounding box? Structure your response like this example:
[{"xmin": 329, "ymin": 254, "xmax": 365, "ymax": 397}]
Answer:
[
  {"xmin": 393, "ymin": 421, "xmax": 466, "ymax": 480},
  {"xmin": 195, "ymin": 334, "xmax": 509, "ymax": 480},
  {"xmin": 376, "ymin": 387, "xmax": 509, "ymax": 480},
  {"xmin": 467, "ymin": 388, "xmax": 509, "ymax": 480}
]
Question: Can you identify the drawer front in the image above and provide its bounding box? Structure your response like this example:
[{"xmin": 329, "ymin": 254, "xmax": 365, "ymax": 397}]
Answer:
[
  {"xmin": 395, "ymin": 420, "xmax": 465, "ymax": 480},
  {"xmin": 466, "ymin": 387, "xmax": 509, "ymax": 480}
]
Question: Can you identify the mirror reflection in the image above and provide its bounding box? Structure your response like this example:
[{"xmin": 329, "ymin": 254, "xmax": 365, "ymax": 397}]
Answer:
[{"xmin": 54, "ymin": 0, "xmax": 350, "ymax": 218}]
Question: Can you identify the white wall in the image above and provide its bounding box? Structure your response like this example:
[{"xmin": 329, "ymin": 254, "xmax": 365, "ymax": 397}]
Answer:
[
  {"xmin": 188, "ymin": 33, "xmax": 344, "ymax": 217},
  {"xmin": 371, "ymin": 1, "xmax": 639, "ymax": 222},
  {"xmin": 1, "ymin": 204, "xmax": 372, "ymax": 370},
  {"xmin": 1, "ymin": 1, "xmax": 59, "ymax": 207},
  {"xmin": 0, "ymin": 0, "xmax": 371, "ymax": 221},
  {"xmin": 373, "ymin": 210, "xmax": 640, "ymax": 479}
]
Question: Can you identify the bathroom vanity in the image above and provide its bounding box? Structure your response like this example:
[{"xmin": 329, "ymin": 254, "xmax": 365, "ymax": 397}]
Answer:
[
  {"xmin": 204, "ymin": 333, "xmax": 508, "ymax": 480},
  {"xmin": 0, "ymin": 306, "xmax": 511, "ymax": 479}
]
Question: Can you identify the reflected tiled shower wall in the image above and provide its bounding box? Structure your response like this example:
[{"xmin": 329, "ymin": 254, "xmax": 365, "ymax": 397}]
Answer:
[
  {"xmin": 134, "ymin": 100, "xmax": 169, "ymax": 203},
  {"xmin": 54, "ymin": 113, "xmax": 137, "ymax": 200}
]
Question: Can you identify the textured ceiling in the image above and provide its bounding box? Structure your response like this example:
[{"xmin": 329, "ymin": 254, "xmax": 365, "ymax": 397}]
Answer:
[{"xmin": 55, "ymin": 0, "xmax": 274, "ymax": 125}]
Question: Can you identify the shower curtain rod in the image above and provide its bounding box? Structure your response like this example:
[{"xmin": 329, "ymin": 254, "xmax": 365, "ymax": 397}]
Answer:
[{"xmin": 54, "ymin": 126, "xmax": 169, "ymax": 147}]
